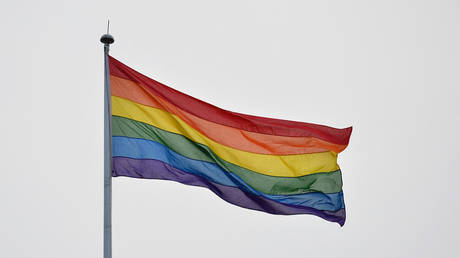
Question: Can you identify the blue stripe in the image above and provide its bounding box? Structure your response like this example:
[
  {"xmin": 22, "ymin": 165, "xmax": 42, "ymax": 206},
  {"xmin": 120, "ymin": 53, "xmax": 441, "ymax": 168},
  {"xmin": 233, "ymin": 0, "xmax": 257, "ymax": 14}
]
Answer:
[{"xmin": 112, "ymin": 136, "xmax": 344, "ymax": 211}]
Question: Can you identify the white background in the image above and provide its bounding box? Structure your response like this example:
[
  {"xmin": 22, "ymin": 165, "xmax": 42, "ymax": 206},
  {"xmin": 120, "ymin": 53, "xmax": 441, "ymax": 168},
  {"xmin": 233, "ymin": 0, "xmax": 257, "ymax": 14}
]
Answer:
[{"xmin": 1, "ymin": 1, "xmax": 459, "ymax": 257}]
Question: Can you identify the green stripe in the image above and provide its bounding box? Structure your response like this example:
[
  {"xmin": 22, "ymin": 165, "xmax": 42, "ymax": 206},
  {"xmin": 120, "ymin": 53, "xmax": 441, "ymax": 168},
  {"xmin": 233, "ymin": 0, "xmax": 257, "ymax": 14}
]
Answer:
[{"xmin": 112, "ymin": 116, "xmax": 343, "ymax": 195}]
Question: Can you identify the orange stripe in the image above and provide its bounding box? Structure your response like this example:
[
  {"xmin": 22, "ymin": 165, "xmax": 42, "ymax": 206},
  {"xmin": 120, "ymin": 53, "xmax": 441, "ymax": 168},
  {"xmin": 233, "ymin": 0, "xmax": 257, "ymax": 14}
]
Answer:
[{"xmin": 110, "ymin": 75, "xmax": 347, "ymax": 155}]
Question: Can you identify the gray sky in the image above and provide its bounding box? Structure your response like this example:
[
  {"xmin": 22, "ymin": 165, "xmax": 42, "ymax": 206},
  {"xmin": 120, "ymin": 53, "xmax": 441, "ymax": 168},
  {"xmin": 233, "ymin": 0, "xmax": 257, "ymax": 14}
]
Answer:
[{"xmin": 1, "ymin": 0, "xmax": 459, "ymax": 257}]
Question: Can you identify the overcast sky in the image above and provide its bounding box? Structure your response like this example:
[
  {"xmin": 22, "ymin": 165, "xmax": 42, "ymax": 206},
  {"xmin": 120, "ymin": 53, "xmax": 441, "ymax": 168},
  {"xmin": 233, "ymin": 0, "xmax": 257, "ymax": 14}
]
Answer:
[{"xmin": 1, "ymin": 0, "xmax": 459, "ymax": 257}]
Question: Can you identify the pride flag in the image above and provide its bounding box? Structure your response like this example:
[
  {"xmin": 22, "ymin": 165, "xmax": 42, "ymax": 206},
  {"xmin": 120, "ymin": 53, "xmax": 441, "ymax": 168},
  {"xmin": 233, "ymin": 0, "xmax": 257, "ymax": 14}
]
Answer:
[{"xmin": 109, "ymin": 56, "xmax": 352, "ymax": 226}]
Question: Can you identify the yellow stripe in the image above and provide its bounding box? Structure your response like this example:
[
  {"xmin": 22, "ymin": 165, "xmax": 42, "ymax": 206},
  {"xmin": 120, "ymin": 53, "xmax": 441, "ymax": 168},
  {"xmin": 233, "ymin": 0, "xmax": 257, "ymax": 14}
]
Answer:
[{"xmin": 111, "ymin": 96, "xmax": 340, "ymax": 177}]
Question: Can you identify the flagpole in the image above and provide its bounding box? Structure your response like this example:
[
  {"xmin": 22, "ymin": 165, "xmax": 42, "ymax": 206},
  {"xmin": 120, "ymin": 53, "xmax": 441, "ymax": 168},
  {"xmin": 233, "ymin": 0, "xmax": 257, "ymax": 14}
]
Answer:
[{"xmin": 101, "ymin": 26, "xmax": 114, "ymax": 258}]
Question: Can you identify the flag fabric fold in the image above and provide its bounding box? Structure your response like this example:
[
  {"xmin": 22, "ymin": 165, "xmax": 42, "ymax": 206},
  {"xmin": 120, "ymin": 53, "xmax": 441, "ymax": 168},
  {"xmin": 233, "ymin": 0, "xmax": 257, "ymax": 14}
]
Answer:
[{"xmin": 109, "ymin": 56, "xmax": 352, "ymax": 226}]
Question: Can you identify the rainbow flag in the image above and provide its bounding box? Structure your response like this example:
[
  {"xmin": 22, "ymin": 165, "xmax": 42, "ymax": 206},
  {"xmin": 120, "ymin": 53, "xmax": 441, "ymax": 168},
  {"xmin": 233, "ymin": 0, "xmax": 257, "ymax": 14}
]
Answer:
[{"xmin": 109, "ymin": 56, "xmax": 352, "ymax": 226}]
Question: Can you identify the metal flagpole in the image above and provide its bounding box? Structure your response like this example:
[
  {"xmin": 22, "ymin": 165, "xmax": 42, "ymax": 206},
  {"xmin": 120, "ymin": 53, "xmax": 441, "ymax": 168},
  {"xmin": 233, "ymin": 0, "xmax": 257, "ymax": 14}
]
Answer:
[{"xmin": 100, "ymin": 22, "xmax": 114, "ymax": 258}]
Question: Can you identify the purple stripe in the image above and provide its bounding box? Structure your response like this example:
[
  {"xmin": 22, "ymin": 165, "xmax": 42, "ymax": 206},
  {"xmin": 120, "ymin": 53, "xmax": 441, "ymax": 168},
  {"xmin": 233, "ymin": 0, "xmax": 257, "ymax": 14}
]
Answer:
[{"xmin": 113, "ymin": 157, "xmax": 345, "ymax": 226}]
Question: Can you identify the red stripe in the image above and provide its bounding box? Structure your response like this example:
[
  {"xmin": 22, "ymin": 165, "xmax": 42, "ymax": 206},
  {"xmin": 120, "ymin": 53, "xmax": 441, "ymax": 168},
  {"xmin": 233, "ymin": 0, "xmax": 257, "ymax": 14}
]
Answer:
[{"xmin": 109, "ymin": 56, "xmax": 352, "ymax": 145}]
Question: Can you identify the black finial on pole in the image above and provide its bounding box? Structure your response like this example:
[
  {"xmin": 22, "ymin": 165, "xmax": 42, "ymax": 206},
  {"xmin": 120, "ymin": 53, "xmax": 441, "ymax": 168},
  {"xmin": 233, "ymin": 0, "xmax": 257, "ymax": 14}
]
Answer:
[{"xmin": 100, "ymin": 20, "xmax": 114, "ymax": 45}]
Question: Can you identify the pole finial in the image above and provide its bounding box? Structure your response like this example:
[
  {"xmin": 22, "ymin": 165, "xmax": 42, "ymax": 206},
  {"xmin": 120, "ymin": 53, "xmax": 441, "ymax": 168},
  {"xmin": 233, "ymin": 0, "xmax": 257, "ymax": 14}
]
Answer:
[{"xmin": 100, "ymin": 20, "xmax": 114, "ymax": 45}]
